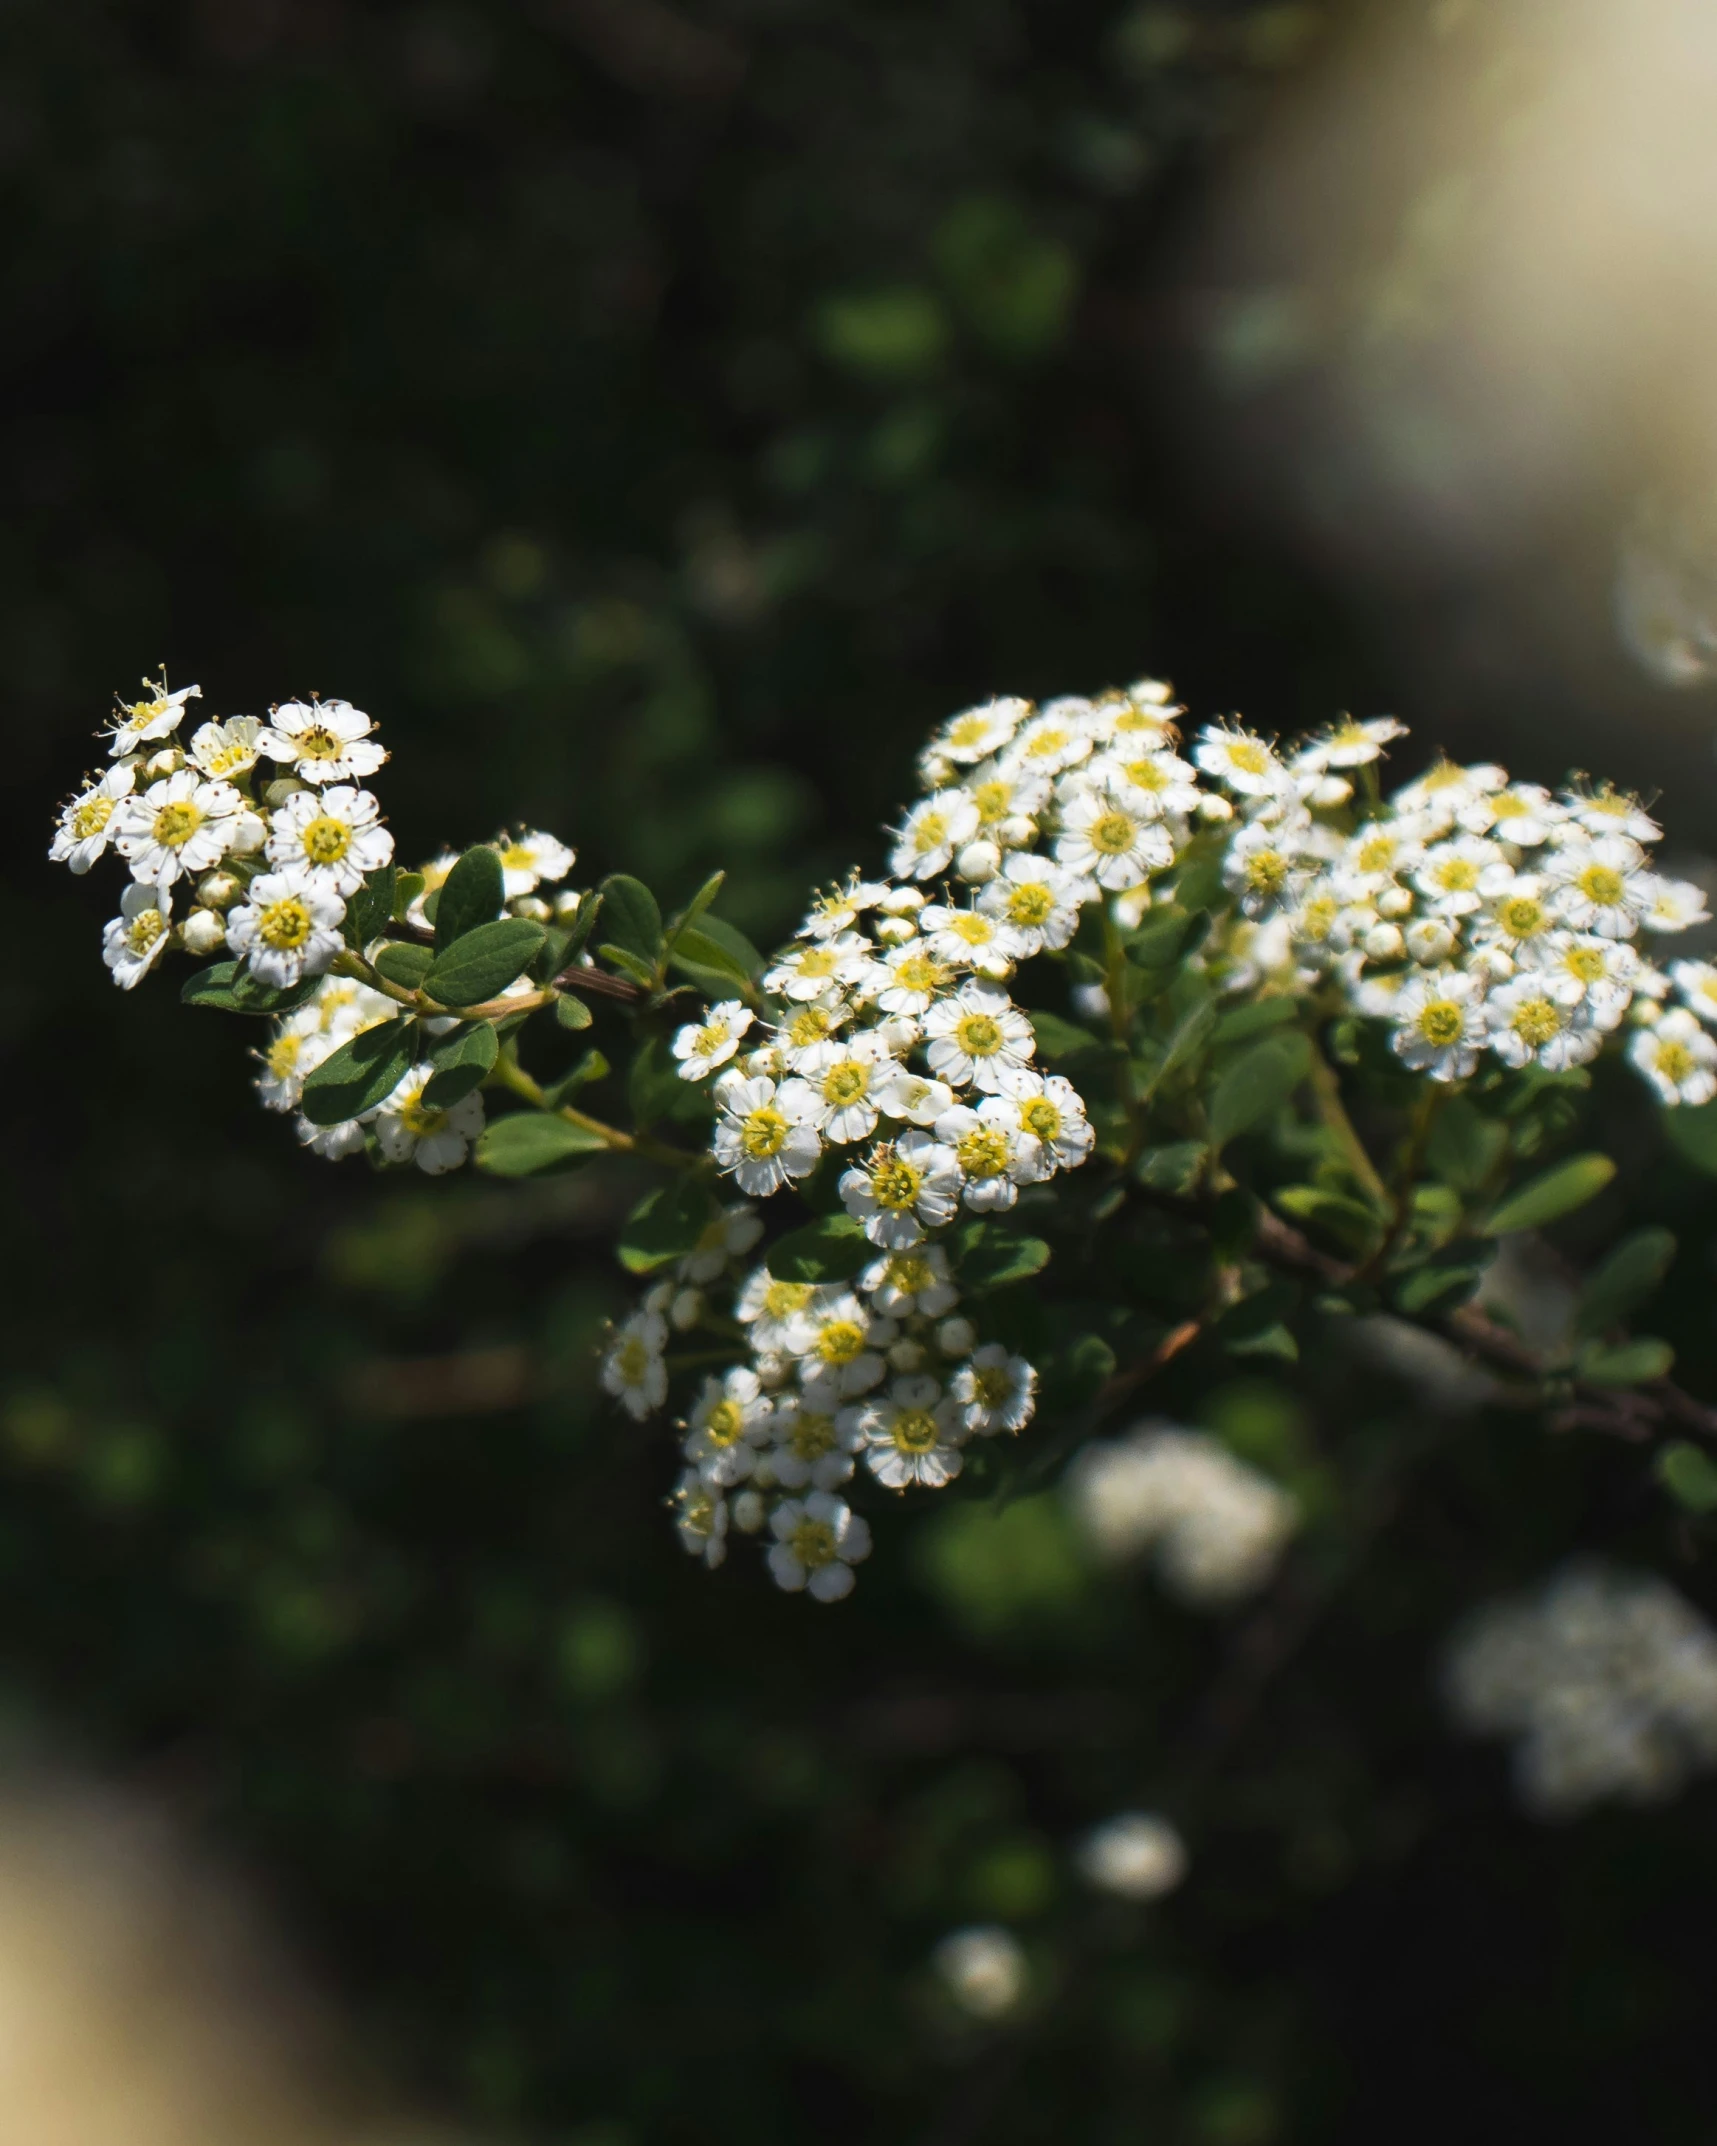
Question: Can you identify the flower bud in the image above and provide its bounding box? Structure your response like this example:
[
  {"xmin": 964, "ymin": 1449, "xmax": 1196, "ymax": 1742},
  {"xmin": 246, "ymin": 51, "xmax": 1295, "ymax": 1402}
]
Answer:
[
  {"xmin": 1197, "ymin": 792, "xmax": 1235, "ymax": 823},
  {"xmin": 670, "ymin": 1288, "xmax": 703, "ymax": 1331},
  {"xmin": 197, "ymin": 869, "xmax": 243, "ymax": 911},
  {"xmin": 1404, "ymin": 918, "xmax": 1455, "ymax": 964},
  {"xmin": 874, "ymin": 914, "xmax": 917, "ymax": 945},
  {"xmin": 887, "ymin": 1338, "xmax": 928, "ymax": 1374},
  {"xmin": 955, "ymin": 839, "xmax": 1000, "ymax": 884},
  {"xmin": 143, "ymin": 747, "xmax": 184, "ymax": 781},
  {"xmin": 553, "ymin": 889, "xmax": 583, "ymax": 922},
  {"xmin": 936, "ymin": 1316, "xmax": 976, "ymax": 1358},
  {"xmin": 263, "ymin": 778, "xmax": 310, "ymax": 809},
  {"xmin": 1072, "ymin": 981, "xmax": 1110, "ymax": 1021},
  {"xmin": 878, "ymin": 885, "xmax": 925, "ymax": 914},
  {"xmin": 180, "ymin": 907, "xmax": 228, "ymax": 955},
  {"xmin": 1309, "ymin": 774, "xmax": 1353, "ymax": 807},
  {"xmin": 511, "ymin": 894, "xmax": 552, "ymax": 922},
  {"xmin": 1375, "ymin": 883, "xmax": 1413, "ymax": 919},
  {"xmin": 227, "ymin": 811, "xmax": 268, "ymax": 856},
  {"xmin": 730, "ymin": 1489, "xmax": 767, "ymax": 1534},
  {"xmin": 1362, "ymin": 923, "xmax": 1404, "ymax": 962}
]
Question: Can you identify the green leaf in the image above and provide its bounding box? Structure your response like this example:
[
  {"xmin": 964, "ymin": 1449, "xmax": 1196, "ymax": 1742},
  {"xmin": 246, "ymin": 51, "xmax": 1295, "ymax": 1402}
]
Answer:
[
  {"xmin": 765, "ymin": 1214, "xmax": 871, "ymax": 1284},
  {"xmin": 1136, "ymin": 995, "xmax": 1218, "ymax": 1109},
  {"xmin": 422, "ymin": 919, "xmax": 546, "ymax": 1008},
  {"xmin": 1209, "ymin": 1030, "xmax": 1312, "ymax": 1150},
  {"xmin": 1574, "ymin": 1227, "xmax": 1677, "ymax": 1339},
  {"xmin": 1577, "ymin": 1336, "xmax": 1674, "ymax": 1386},
  {"xmin": 1048, "ymin": 1333, "xmax": 1117, "ymax": 1409},
  {"xmin": 340, "ymin": 864, "xmax": 397, "ymax": 951},
  {"xmin": 665, "ymin": 871, "xmax": 726, "ymax": 950},
  {"xmin": 545, "ymin": 1049, "xmax": 609, "ymax": 1107},
  {"xmin": 434, "ymin": 846, "xmax": 506, "ymax": 950},
  {"xmin": 422, "ymin": 1021, "xmax": 499, "ymax": 1108},
  {"xmin": 300, "ymin": 1016, "xmax": 416, "ymax": 1127},
  {"xmin": 668, "ymin": 926, "xmax": 757, "ymax": 997},
  {"xmin": 1391, "ymin": 1240, "xmax": 1494, "ymax": 1316},
  {"xmin": 1212, "ymin": 996, "xmax": 1300, "ymax": 1046},
  {"xmin": 391, "ymin": 870, "xmax": 425, "ymax": 920},
  {"xmin": 597, "ymin": 874, "xmax": 663, "ymax": 968},
  {"xmin": 1272, "ymin": 1184, "xmax": 1381, "ymax": 1257},
  {"xmin": 957, "ymin": 1224, "xmax": 1052, "ymax": 1290},
  {"xmin": 1660, "ymin": 1096, "xmax": 1717, "ymax": 1177},
  {"xmin": 475, "ymin": 1112, "xmax": 608, "ymax": 1178},
  {"xmin": 1124, "ymin": 905, "xmax": 1193, "ymax": 971},
  {"xmin": 683, "ymin": 912, "xmax": 761, "ymax": 981},
  {"xmin": 1134, "ymin": 1140, "xmax": 1206, "ymax": 1195},
  {"xmin": 1214, "ymin": 1282, "xmax": 1300, "ymax": 1361},
  {"xmin": 628, "ymin": 1035, "xmax": 710, "ymax": 1130},
  {"xmin": 554, "ymin": 991, "xmax": 594, "ymax": 1029},
  {"xmin": 180, "ymin": 961, "xmax": 322, "ymax": 1016},
  {"xmin": 1426, "ymin": 1096, "xmax": 1509, "ymax": 1194},
  {"xmin": 1484, "ymin": 1153, "xmax": 1616, "ymax": 1235},
  {"xmin": 559, "ymin": 890, "xmax": 603, "ymax": 963},
  {"xmin": 373, "ymin": 941, "xmax": 434, "ymax": 989},
  {"xmin": 618, "ymin": 1177, "xmax": 722, "ymax": 1275},
  {"xmin": 1657, "ymin": 1441, "xmax": 1717, "ymax": 1514},
  {"xmin": 1028, "ymin": 1009, "xmax": 1102, "ymax": 1061},
  {"xmin": 598, "ymin": 943, "xmax": 659, "ymax": 989}
]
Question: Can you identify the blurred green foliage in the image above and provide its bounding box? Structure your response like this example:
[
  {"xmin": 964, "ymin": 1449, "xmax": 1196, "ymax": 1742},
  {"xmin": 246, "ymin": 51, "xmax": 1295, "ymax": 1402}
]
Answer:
[{"xmin": 8, "ymin": 3, "xmax": 1717, "ymax": 2143}]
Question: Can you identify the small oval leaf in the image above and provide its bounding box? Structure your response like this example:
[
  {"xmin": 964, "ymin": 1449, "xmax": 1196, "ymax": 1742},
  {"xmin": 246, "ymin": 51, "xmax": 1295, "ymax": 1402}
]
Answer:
[
  {"xmin": 300, "ymin": 1016, "xmax": 416, "ymax": 1126},
  {"xmin": 1484, "ymin": 1153, "xmax": 1616, "ymax": 1235},
  {"xmin": 423, "ymin": 919, "xmax": 546, "ymax": 1008},
  {"xmin": 475, "ymin": 1112, "xmax": 608, "ymax": 1177}
]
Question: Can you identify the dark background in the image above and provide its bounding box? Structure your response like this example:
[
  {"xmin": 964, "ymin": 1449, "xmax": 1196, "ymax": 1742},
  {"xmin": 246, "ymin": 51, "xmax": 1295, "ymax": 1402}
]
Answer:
[{"xmin": 7, "ymin": 3, "xmax": 1717, "ymax": 2141}]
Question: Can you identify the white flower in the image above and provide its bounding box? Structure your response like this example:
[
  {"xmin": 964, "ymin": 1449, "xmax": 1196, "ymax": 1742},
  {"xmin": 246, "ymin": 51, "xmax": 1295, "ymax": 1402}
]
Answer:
[
  {"xmin": 861, "ymin": 1245, "xmax": 960, "ymax": 1318},
  {"xmin": 1068, "ymin": 1425, "xmax": 1299, "ymax": 1605},
  {"xmin": 1223, "ymin": 823, "xmax": 1315, "ymax": 917},
  {"xmin": 928, "ymin": 695, "xmax": 1031, "ymax": 767},
  {"xmin": 676, "ymin": 1201, "xmax": 764, "ymax": 1284},
  {"xmin": 374, "ymin": 1066, "xmax": 484, "ymax": 1173},
  {"xmin": 1561, "ymin": 787, "xmax": 1662, "ymax": 845},
  {"xmin": 1193, "ymin": 723, "xmax": 1286, "ymax": 798},
  {"xmin": 672, "ymin": 1001, "xmax": 754, "ymax": 1081},
  {"xmin": 870, "ymin": 943, "xmax": 957, "ymax": 1018},
  {"xmin": 711, "ymin": 1075, "xmax": 822, "ymax": 1196},
  {"xmin": 602, "ymin": 1310, "xmax": 668, "ymax": 1419},
  {"xmin": 112, "ymin": 770, "xmax": 245, "ymax": 886},
  {"xmin": 1485, "ymin": 975, "xmax": 1601, "ymax": 1072},
  {"xmin": 891, "ymin": 790, "xmax": 981, "ymax": 880},
  {"xmin": 495, "ymin": 828, "xmax": 575, "ymax": 897},
  {"xmin": 296, "ymin": 1114, "xmax": 367, "ymax": 1161},
  {"xmin": 1630, "ymin": 1008, "xmax": 1717, "ymax": 1106},
  {"xmin": 778, "ymin": 1032, "xmax": 898, "ymax": 1145},
  {"xmin": 101, "ymin": 882, "xmax": 173, "ymax": 990},
  {"xmin": 1640, "ymin": 875, "xmax": 1711, "ymax": 934},
  {"xmin": 977, "ymin": 854, "xmax": 1083, "ymax": 955},
  {"xmin": 1077, "ymin": 1812, "xmax": 1188, "ymax": 1901},
  {"xmin": 107, "ymin": 677, "xmax": 200, "ymax": 758},
  {"xmin": 1331, "ymin": 822, "xmax": 1425, "ymax": 901},
  {"xmin": 762, "ymin": 932, "xmax": 870, "ymax": 1002},
  {"xmin": 838, "ymin": 1131, "xmax": 962, "ymax": 1248},
  {"xmin": 1297, "ymin": 714, "xmax": 1406, "ymax": 770},
  {"xmin": 854, "ymin": 1375, "xmax": 968, "ymax": 1490},
  {"xmin": 1391, "ymin": 968, "xmax": 1486, "ymax": 1082},
  {"xmin": 254, "ymin": 1021, "xmax": 336, "ymax": 1112},
  {"xmin": 965, "ymin": 765, "xmax": 1052, "ymax": 841},
  {"xmin": 1055, "ymin": 789, "xmax": 1175, "ymax": 891},
  {"xmin": 1457, "ymin": 782, "xmax": 1563, "ymax": 847},
  {"xmin": 1390, "ymin": 758, "xmax": 1504, "ymax": 832},
  {"xmin": 875, "ymin": 1069, "xmax": 957, "ymax": 1126},
  {"xmin": 923, "ymin": 982, "xmax": 1036, "ymax": 1092},
  {"xmin": 188, "ymin": 715, "xmax": 265, "ymax": 779},
  {"xmin": 799, "ymin": 877, "xmax": 890, "ymax": 939},
  {"xmin": 933, "ymin": 1098, "xmax": 1041, "ymax": 1213},
  {"xmin": 791, "ymin": 1291, "xmax": 894, "ymax": 1400},
  {"xmin": 265, "ymin": 784, "xmax": 393, "ymax": 897},
  {"xmin": 951, "ymin": 1344, "xmax": 1037, "ymax": 1435},
  {"xmin": 1006, "ymin": 705, "xmax": 1097, "ymax": 777},
  {"xmin": 993, "ymin": 1072, "xmax": 1095, "ymax": 1177},
  {"xmin": 1671, "ymin": 959, "xmax": 1717, "ymax": 1028},
  {"xmin": 735, "ymin": 1268, "xmax": 822, "ymax": 1353},
  {"xmin": 669, "ymin": 1469, "xmax": 728, "ymax": 1568},
  {"xmin": 257, "ymin": 697, "xmax": 387, "ymax": 785},
  {"xmin": 50, "ymin": 763, "xmax": 136, "ymax": 874},
  {"xmin": 933, "ymin": 1927, "xmax": 1027, "ymax": 2021},
  {"xmin": 1473, "ymin": 875, "xmax": 1558, "ymax": 955},
  {"xmin": 766, "ymin": 1491, "xmax": 872, "ymax": 1601},
  {"xmin": 920, "ymin": 901, "xmax": 1026, "ymax": 979},
  {"xmin": 764, "ymin": 1397, "xmax": 860, "ymax": 1491},
  {"xmin": 1412, "ymin": 836, "xmax": 1505, "ymax": 918},
  {"xmin": 1547, "ymin": 835, "xmax": 1652, "ymax": 938},
  {"xmin": 683, "ymin": 1366, "xmax": 773, "ymax": 1486},
  {"xmin": 773, "ymin": 1000, "xmax": 846, "ymax": 1065},
  {"xmin": 227, "ymin": 873, "xmax": 347, "ymax": 989}
]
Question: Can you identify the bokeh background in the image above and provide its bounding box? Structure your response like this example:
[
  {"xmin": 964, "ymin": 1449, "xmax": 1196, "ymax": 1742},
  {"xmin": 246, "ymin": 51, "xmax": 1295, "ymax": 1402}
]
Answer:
[{"xmin": 9, "ymin": 1, "xmax": 1717, "ymax": 2140}]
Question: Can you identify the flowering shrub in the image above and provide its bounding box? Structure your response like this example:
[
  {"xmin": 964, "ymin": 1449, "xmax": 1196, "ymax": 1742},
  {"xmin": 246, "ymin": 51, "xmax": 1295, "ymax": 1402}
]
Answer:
[{"xmin": 54, "ymin": 672, "xmax": 1717, "ymax": 1601}]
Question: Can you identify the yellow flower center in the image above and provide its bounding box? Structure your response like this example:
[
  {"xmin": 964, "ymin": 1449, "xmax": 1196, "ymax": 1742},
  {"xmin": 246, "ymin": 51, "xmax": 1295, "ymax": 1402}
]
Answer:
[
  {"xmin": 1434, "ymin": 857, "xmax": 1479, "ymax": 893},
  {"xmin": 954, "ymin": 1012, "xmax": 1003, "ymax": 1058},
  {"xmin": 126, "ymin": 910, "xmax": 166, "ymax": 954},
  {"xmin": 893, "ymin": 954, "xmax": 948, "ymax": 995},
  {"xmin": 763, "ymin": 1280, "xmax": 814, "ymax": 1320},
  {"xmin": 948, "ymin": 913, "xmax": 993, "ymax": 945},
  {"xmin": 815, "ymin": 1320, "xmax": 867, "ymax": 1366},
  {"xmin": 740, "ymin": 1107, "xmax": 789, "ymax": 1159},
  {"xmin": 1006, "ymin": 882, "xmax": 1054, "ymax": 926},
  {"xmin": 500, "ymin": 843, "xmax": 534, "ymax": 870},
  {"xmin": 1490, "ymin": 792, "xmax": 1528, "ymax": 820},
  {"xmin": 616, "ymin": 1338, "xmax": 651, "ymax": 1383},
  {"xmin": 1656, "ymin": 1040, "xmax": 1696, "ymax": 1083},
  {"xmin": 1421, "ymin": 760, "xmax": 1464, "ymax": 792},
  {"xmin": 1585, "ymin": 792, "xmax": 1631, "ymax": 820},
  {"xmin": 1509, "ymin": 997, "xmax": 1561, "ymax": 1047},
  {"xmin": 1300, "ymin": 895, "xmax": 1339, "ymax": 941},
  {"xmin": 956, "ymin": 1127, "xmax": 1011, "ymax": 1179},
  {"xmin": 1416, "ymin": 1000, "xmax": 1464, "ymax": 1048},
  {"xmin": 74, "ymin": 796, "xmax": 115, "ymax": 838},
  {"xmin": 294, "ymin": 723, "xmax": 345, "ymax": 762},
  {"xmin": 258, "ymin": 896, "xmax": 313, "ymax": 951},
  {"xmin": 1356, "ymin": 834, "xmax": 1396, "ymax": 873},
  {"xmin": 152, "ymin": 799, "xmax": 203, "ymax": 848},
  {"xmin": 693, "ymin": 1020, "xmax": 731, "ymax": 1056},
  {"xmin": 973, "ymin": 1364, "xmax": 1013, "ymax": 1408},
  {"xmin": 821, "ymin": 1060, "xmax": 869, "ymax": 1106},
  {"xmin": 947, "ymin": 713, "xmax": 992, "ymax": 749},
  {"xmin": 703, "ymin": 1399, "xmax": 746, "ymax": 1446},
  {"xmin": 912, "ymin": 812, "xmax": 949, "ymax": 852},
  {"xmin": 887, "ymin": 1256, "xmax": 934, "ymax": 1295},
  {"xmin": 1019, "ymin": 1097, "xmax": 1061, "ymax": 1141},
  {"xmin": 1023, "ymin": 727, "xmax": 1069, "ymax": 759},
  {"xmin": 795, "ymin": 947, "xmax": 838, "ymax": 979},
  {"xmin": 1226, "ymin": 740, "xmax": 1270, "ymax": 776},
  {"xmin": 789, "ymin": 1518, "xmax": 838, "ymax": 1568},
  {"xmin": 1578, "ymin": 864, "xmax": 1625, "ymax": 907},
  {"xmin": 971, "ymin": 781, "xmax": 1011, "ymax": 825},
  {"xmin": 267, "ymin": 1035, "xmax": 302, "ymax": 1079},
  {"xmin": 398, "ymin": 1095, "xmax": 449, "ymax": 1139},
  {"xmin": 1091, "ymin": 811, "xmax": 1138, "ymax": 856},
  {"xmin": 1498, "ymin": 897, "xmax": 1546, "ymax": 938},
  {"xmin": 788, "ymin": 1411, "xmax": 838, "ymax": 1460},
  {"xmin": 1123, "ymin": 758, "xmax": 1168, "ymax": 793},
  {"xmin": 124, "ymin": 696, "xmax": 170, "ymax": 729},
  {"xmin": 1563, "ymin": 944, "xmax": 1608, "ymax": 983},
  {"xmin": 301, "ymin": 814, "xmax": 352, "ymax": 865},
  {"xmin": 786, "ymin": 1005, "xmax": 835, "ymax": 1048},
  {"xmin": 1244, "ymin": 849, "xmax": 1289, "ymax": 894},
  {"xmin": 871, "ymin": 1153, "xmax": 923, "ymax": 1211},
  {"xmin": 891, "ymin": 1409, "xmax": 940, "ymax": 1455}
]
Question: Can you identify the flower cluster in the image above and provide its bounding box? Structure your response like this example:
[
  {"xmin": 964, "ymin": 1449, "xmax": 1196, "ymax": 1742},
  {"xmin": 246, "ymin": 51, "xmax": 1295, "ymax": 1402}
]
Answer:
[
  {"xmin": 1066, "ymin": 1424, "xmax": 1300, "ymax": 1605},
  {"xmin": 1444, "ymin": 1562, "xmax": 1717, "ymax": 1817}
]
